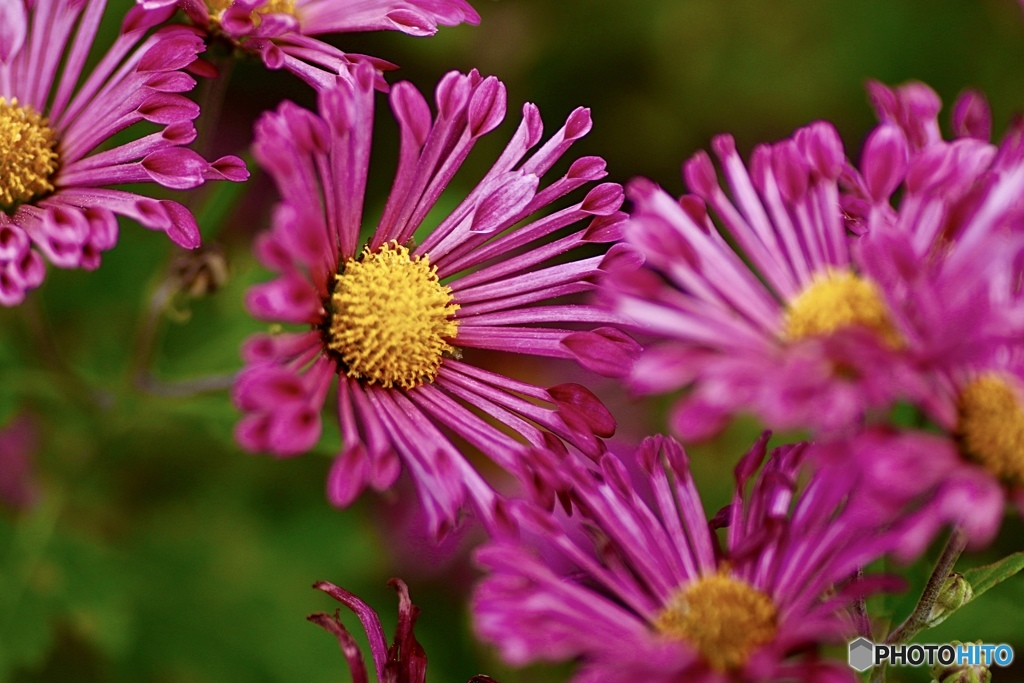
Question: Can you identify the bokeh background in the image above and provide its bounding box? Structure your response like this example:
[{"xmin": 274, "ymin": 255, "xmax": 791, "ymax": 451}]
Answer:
[{"xmin": 2, "ymin": 0, "xmax": 1024, "ymax": 681}]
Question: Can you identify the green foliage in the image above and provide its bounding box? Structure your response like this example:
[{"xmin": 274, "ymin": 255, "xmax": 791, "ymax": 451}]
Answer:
[
  {"xmin": 3, "ymin": 1, "xmax": 1024, "ymax": 681},
  {"xmin": 961, "ymin": 551, "xmax": 1024, "ymax": 603}
]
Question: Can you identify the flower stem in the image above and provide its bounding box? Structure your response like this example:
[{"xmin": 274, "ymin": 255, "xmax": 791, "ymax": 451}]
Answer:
[
  {"xmin": 886, "ymin": 527, "xmax": 968, "ymax": 645},
  {"xmin": 193, "ymin": 57, "xmax": 235, "ymax": 173}
]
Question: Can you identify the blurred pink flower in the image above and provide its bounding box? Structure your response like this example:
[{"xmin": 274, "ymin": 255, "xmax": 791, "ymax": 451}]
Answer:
[
  {"xmin": 474, "ymin": 434, "xmax": 905, "ymax": 683},
  {"xmin": 603, "ymin": 122, "xmax": 929, "ymax": 441},
  {"xmin": 837, "ymin": 81, "xmax": 1024, "ymax": 546},
  {"xmin": 0, "ymin": 413, "xmax": 39, "ymax": 510}
]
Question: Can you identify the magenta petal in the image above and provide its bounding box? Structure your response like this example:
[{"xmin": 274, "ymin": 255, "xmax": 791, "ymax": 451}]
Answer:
[
  {"xmin": 222, "ymin": 2, "xmax": 259, "ymax": 35},
  {"xmin": 952, "ymin": 88, "xmax": 992, "ymax": 141},
  {"xmin": 235, "ymin": 413, "xmax": 272, "ymax": 452},
  {"xmin": 158, "ymin": 200, "xmax": 201, "ymax": 249},
  {"xmin": 245, "ymin": 273, "xmax": 321, "ymax": 323},
  {"xmin": 312, "ymin": 581, "xmax": 389, "ymax": 679},
  {"xmin": 469, "ymin": 76, "xmax": 507, "ymax": 137},
  {"xmin": 564, "ymin": 107, "xmax": 593, "ymax": 140},
  {"xmin": 123, "ymin": 4, "xmax": 177, "ymax": 34},
  {"xmin": 257, "ymin": 41, "xmax": 286, "ymax": 70},
  {"xmin": 669, "ymin": 397, "xmax": 732, "ymax": 442},
  {"xmin": 0, "ymin": 225, "xmax": 29, "ymax": 261},
  {"xmin": 435, "ymin": 70, "xmax": 471, "ymax": 118},
  {"xmin": 583, "ymin": 213, "xmax": 627, "ymax": 243},
  {"xmin": 137, "ymin": 32, "xmax": 202, "ymax": 72},
  {"xmin": 161, "ymin": 121, "xmax": 199, "ymax": 145},
  {"xmin": 85, "ymin": 207, "xmax": 119, "ymax": 251},
  {"xmin": 234, "ymin": 367, "xmax": 308, "ymax": 411},
  {"xmin": 386, "ymin": 8, "xmax": 436, "ymax": 36},
  {"xmin": 138, "ymin": 93, "xmax": 201, "ymax": 124},
  {"xmin": 142, "ymin": 148, "xmax": 208, "ymax": 189},
  {"xmin": 267, "ymin": 403, "xmax": 322, "ymax": 456},
  {"xmin": 795, "ymin": 121, "xmax": 844, "ymax": 179},
  {"xmin": 369, "ymin": 448, "xmax": 401, "ymax": 491},
  {"xmin": 209, "ymin": 155, "xmax": 250, "ymax": 182},
  {"xmin": 683, "ymin": 150, "xmax": 719, "ymax": 198},
  {"xmin": 861, "ymin": 124, "xmax": 908, "ymax": 202},
  {"xmin": 581, "ymin": 183, "xmax": 624, "ymax": 216},
  {"xmin": 568, "ymin": 156, "xmax": 608, "ymax": 182},
  {"xmin": 0, "ymin": 0, "xmax": 27, "ymax": 62},
  {"xmin": 470, "ymin": 172, "xmax": 539, "ymax": 233},
  {"xmin": 273, "ymin": 203, "xmax": 330, "ymax": 267},
  {"xmin": 548, "ymin": 384, "xmax": 616, "ymax": 438},
  {"xmin": 390, "ymin": 81, "xmax": 432, "ymax": 147},
  {"xmin": 561, "ymin": 327, "xmax": 640, "ymax": 378},
  {"xmin": 327, "ymin": 443, "xmax": 371, "ymax": 508},
  {"xmin": 320, "ymin": 81, "xmax": 359, "ymax": 135},
  {"xmin": 770, "ymin": 140, "xmax": 809, "ymax": 202}
]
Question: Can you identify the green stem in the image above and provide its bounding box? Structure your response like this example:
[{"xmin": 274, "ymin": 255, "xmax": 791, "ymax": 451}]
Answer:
[
  {"xmin": 1, "ymin": 495, "xmax": 62, "ymax": 643},
  {"xmin": 135, "ymin": 371, "xmax": 237, "ymax": 397},
  {"xmin": 193, "ymin": 58, "xmax": 235, "ymax": 180},
  {"xmin": 886, "ymin": 528, "xmax": 968, "ymax": 645}
]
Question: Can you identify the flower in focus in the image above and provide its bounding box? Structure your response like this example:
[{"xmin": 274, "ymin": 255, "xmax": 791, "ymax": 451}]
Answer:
[
  {"xmin": 235, "ymin": 64, "xmax": 634, "ymax": 535},
  {"xmin": 135, "ymin": 0, "xmax": 479, "ymax": 87},
  {"xmin": 603, "ymin": 121, "xmax": 929, "ymax": 441},
  {"xmin": 0, "ymin": 0, "xmax": 248, "ymax": 307},
  {"xmin": 309, "ymin": 579, "xmax": 500, "ymax": 683},
  {"xmin": 473, "ymin": 434, "xmax": 904, "ymax": 683}
]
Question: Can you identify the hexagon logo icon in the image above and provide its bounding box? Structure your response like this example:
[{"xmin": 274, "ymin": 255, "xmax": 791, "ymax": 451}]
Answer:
[{"xmin": 848, "ymin": 637, "xmax": 874, "ymax": 672}]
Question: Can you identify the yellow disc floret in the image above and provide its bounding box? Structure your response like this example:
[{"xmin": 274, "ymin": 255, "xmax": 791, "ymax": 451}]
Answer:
[
  {"xmin": 956, "ymin": 374, "xmax": 1024, "ymax": 486},
  {"xmin": 783, "ymin": 269, "xmax": 901, "ymax": 347},
  {"xmin": 653, "ymin": 572, "xmax": 777, "ymax": 672},
  {"xmin": 328, "ymin": 242, "xmax": 460, "ymax": 390},
  {"xmin": 0, "ymin": 98, "xmax": 58, "ymax": 213},
  {"xmin": 205, "ymin": 0, "xmax": 298, "ymax": 26}
]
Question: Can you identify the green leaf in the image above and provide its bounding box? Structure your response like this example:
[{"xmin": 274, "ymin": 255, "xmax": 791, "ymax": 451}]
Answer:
[{"xmin": 962, "ymin": 551, "xmax": 1024, "ymax": 599}]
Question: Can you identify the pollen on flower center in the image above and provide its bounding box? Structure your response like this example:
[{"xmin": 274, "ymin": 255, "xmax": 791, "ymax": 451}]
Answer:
[
  {"xmin": 205, "ymin": 0, "xmax": 298, "ymax": 25},
  {"xmin": 956, "ymin": 374, "xmax": 1024, "ymax": 485},
  {"xmin": 652, "ymin": 573, "xmax": 777, "ymax": 672},
  {"xmin": 783, "ymin": 270, "xmax": 901, "ymax": 347},
  {"xmin": 328, "ymin": 242, "xmax": 460, "ymax": 390},
  {"xmin": 0, "ymin": 98, "xmax": 59, "ymax": 213}
]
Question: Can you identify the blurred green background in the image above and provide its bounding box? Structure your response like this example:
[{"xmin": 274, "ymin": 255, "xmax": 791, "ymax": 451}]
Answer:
[{"xmin": 2, "ymin": 0, "xmax": 1024, "ymax": 681}]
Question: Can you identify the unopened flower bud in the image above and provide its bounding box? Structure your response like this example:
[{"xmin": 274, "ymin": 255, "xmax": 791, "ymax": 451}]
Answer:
[
  {"xmin": 930, "ymin": 641, "xmax": 991, "ymax": 683},
  {"xmin": 926, "ymin": 572, "xmax": 974, "ymax": 628}
]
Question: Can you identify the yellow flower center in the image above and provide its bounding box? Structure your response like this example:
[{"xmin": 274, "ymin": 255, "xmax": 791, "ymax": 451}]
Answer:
[
  {"xmin": 0, "ymin": 98, "xmax": 58, "ymax": 213},
  {"xmin": 783, "ymin": 270, "xmax": 901, "ymax": 347},
  {"xmin": 328, "ymin": 242, "xmax": 460, "ymax": 390},
  {"xmin": 956, "ymin": 374, "xmax": 1024, "ymax": 486},
  {"xmin": 205, "ymin": 0, "xmax": 298, "ymax": 26},
  {"xmin": 652, "ymin": 573, "xmax": 777, "ymax": 672}
]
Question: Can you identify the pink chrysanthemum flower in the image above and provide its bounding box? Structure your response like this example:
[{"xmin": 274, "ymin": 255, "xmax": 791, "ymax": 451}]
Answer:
[
  {"xmin": 0, "ymin": 0, "xmax": 248, "ymax": 307},
  {"xmin": 833, "ymin": 82, "xmax": 1024, "ymax": 544},
  {"xmin": 136, "ymin": 0, "xmax": 478, "ymax": 87},
  {"xmin": 603, "ymin": 121, "xmax": 931, "ymax": 441},
  {"xmin": 814, "ymin": 426, "xmax": 1006, "ymax": 556},
  {"xmin": 474, "ymin": 434, "xmax": 906, "ymax": 683},
  {"xmin": 235, "ymin": 64, "xmax": 634, "ymax": 534},
  {"xmin": 309, "ymin": 579, "xmax": 498, "ymax": 683}
]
